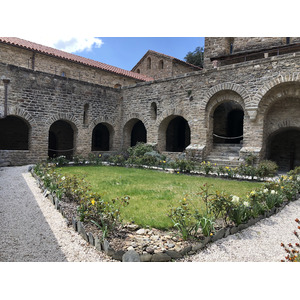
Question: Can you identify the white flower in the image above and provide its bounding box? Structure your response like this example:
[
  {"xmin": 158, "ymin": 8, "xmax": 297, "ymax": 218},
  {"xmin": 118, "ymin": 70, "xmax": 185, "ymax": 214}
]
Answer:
[
  {"xmin": 243, "ymin": 201, "xmax": 250, "ymax": 207},
  {"xmin": 297, "ymin": 176, "xmax": 300, "ymax": 181},
  {"xmin": 232, "ymin": 195, "xmax": 240, "ymax": 203},
  {"xmin": 270, "ymin": 190, "xmax": 277, "ymax": 195},
  {"xmin": 61, "ymin": 176, "xmax": 65, "ymax": 181},
  {"xmin": 263, "ymin": 188, "xmax": 269, "ymax": 193}
]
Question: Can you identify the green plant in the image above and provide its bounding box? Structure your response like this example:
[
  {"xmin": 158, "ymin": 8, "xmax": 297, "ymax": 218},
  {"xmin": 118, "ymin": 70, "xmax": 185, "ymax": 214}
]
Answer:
[
  {"xmin": 127, "ymin": 142, "xmax": 154, "ymax": 158},
  {"xmin": 200, "ymin": 161, "xmax": 214, "ymax": 175},
  {"xmin": 194, "ymin": 211, "xmax": 215, "ymax": 237},
  {"xmin": 228, "ymin": 195, "xmax": 251, "ymax": 225},
  {"xmin": 209, "ymin": 190, "xmax": 233, "ymax": 224},
  {"xmin": 168, "ymin": 198, "xmax": 197, "ymax": 240}
]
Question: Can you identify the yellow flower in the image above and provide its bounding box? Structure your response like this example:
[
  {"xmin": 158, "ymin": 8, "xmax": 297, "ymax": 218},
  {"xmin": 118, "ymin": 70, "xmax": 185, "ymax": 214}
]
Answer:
[
  {"xmin": 91, "ymin": 199, "xmax": 95, "ymax": 205},
  {"xmin": 210, "ymin": 233, "xmax": 213, "ymax": 236},
  {"xmin": 183, "ymin": 198, "xmax": 186, "ymax": 201},
  {"xmin": 177, "ymin": 171, "xmax": 180, "ymax": 174}
]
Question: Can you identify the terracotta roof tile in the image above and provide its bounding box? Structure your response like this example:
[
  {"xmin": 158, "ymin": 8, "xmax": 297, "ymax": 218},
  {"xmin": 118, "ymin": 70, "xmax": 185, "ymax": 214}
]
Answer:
[{"xmin": 0, "ymin": 37, "xmax": 154, "ymax": 82}]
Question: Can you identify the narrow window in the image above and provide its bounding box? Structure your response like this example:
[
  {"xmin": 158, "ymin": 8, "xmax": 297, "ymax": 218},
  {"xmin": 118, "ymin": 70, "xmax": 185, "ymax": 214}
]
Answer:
[
  {"xmin": 151, "ymin": 102, "xmax": 157, "ymax": 120},
  {"xmin": 158, "ymin": 60, "xmax": 164, "ymax": 69},
  {"xmin": 136, "ymin": 69, "xmax": 140, "ymax": 73},
  {"xmin": 61, "ymin": 71, "xmax": 66, "ymax": 77},
  {"xmin": 83, "ymin": 104, "xmax": 89, "ymax": 125},
  {"xmin": 286, "ymin": 37, "xmax": 290, "ymax": 44},
  {"xmin": 147, "ymin": 57, "xmax": 151, "ymax": 69}
]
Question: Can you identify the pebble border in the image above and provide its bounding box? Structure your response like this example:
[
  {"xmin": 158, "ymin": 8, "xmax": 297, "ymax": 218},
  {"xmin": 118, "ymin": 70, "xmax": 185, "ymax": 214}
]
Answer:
[{"xmin": 30, "ymin": 167, "xmax": 299, "ymax": 262}]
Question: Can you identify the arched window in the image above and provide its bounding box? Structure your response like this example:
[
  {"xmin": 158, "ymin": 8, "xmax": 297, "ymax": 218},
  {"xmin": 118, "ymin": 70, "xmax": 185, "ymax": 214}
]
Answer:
[
  {"xmin": 151, "ymin": 102, "xmax": 157, "ymax": 120},
  {"xmin": 158, "ymin": 60, "xmax": 164, "ymax": 69},
  {"xmin": 136, "ymin": 69, "xmax": 140, "ymax": 73},
  {"xmin": 286, "ymin": 37, "xmax": 291, "ymax": 44},
  {"xmin": 147, "ymin": 57, "xmax": 152, "ymax": 69}
]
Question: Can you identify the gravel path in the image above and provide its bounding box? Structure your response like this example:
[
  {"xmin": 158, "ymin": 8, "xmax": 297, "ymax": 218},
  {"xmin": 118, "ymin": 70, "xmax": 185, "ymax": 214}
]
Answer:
[
  {"xmin": 0, "ymin": 165, "xmax": 113, "ymax": 262},
  {"xmin": 181, "ymin": 198, "xmax": 300, "ymax": 262}
]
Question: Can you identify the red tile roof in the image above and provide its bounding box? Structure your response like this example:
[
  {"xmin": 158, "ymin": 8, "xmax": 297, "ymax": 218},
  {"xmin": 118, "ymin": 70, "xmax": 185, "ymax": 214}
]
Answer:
[
  {"xmin": 131, "ymin": 49, "xmax": 203, "ymax": 71},
  {"xmin": 0, "ymin": 37, "xmax": 154, "ymax": 82}
]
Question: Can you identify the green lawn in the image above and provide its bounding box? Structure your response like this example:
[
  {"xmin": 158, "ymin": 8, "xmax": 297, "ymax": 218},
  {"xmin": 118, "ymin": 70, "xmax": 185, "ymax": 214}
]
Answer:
[{"xmin": 60, "ymin": 165, "xmax": 262, "ymax": 229}]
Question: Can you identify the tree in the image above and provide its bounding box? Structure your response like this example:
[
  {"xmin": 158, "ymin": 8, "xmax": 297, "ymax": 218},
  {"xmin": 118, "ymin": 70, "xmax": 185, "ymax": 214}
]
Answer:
[{"xmin": 184, "ymin": 46, "xmax": 204, "ymax": 68}]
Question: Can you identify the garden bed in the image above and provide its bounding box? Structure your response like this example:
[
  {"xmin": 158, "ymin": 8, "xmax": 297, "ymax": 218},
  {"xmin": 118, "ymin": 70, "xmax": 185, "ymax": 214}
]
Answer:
[{"xmin": 31, "ymin": 163, "xmax": 300, "ymax": 262}]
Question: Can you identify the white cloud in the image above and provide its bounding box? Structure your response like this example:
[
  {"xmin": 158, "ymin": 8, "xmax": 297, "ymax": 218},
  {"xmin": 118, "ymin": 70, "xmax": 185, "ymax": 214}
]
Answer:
[{"xmin": 22, "ymin": 36, "xmax": 103, "ymax": 53}]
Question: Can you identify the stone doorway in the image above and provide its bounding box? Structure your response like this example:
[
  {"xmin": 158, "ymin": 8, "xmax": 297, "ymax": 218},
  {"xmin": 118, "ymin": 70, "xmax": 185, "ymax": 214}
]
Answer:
[{"xmin": 48, "ymin": 120, "xmax": 74, "ymax": 159}]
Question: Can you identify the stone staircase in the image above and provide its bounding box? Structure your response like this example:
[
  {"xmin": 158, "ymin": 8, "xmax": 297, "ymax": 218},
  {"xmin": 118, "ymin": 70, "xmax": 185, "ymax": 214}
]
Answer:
[{"xmin": 206, "ymin": 143, "xmax": 242, "ymax": 168}]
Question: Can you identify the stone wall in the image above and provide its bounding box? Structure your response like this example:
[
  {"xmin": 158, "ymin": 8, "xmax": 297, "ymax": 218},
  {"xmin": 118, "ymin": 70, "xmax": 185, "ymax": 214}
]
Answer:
[
  {"xmin": 0, "ymin": 62, "xmax": 121, "ymax": 165},
  {"xmin": 1, "ymin": 38, "xmax": 300, "ymax": 169}
]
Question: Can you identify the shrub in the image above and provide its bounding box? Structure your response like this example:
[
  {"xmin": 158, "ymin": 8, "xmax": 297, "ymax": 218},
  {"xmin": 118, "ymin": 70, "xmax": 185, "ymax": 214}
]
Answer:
[
  {"xmin": 200, "ymin": 161, "xmax": 214, "ymax": 175},
  {"xmin": 171, "ymin": 159, "xmax": 195, "ymax": 173},
  {"xmin": 127, "ymin": 142, "xmax": 154, "ymax": 158},
  {"xmin": 257, "ymin": 160, "xmax": 278, "ymax": 178}
]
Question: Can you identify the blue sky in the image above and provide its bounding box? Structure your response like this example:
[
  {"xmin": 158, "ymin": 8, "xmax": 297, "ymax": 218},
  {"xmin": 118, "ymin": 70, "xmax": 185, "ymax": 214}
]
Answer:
[
  {"xmin": 74, "ymin": 37, "xmax": 204, "ymax": 71},
  {"xmin": 23, "ymin": 37, "xmax": 204, "ymax": 71}
]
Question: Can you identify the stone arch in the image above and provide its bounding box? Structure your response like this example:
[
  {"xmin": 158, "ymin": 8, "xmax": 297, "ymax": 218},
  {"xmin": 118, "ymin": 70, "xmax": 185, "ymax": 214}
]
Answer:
[
  {"xmin": 4, "ymin": 105, "xmax": 37, "ymax": 127},
  {"xmin": 202, "ymin": 82, "xmax": 251, "ymax": 111},
  {"xmin": 158, "ymin": 115, "xmax": 191, "ymax": 152},
  {"xmin": 253, "ymin": 72, "xmax": 300, "ymax": 109},
  {"xmin": 45, "ymin": 113, "xmax": 81, "ymax": 131},
  {"xmin": 123, "ymin": 117, "xmax": 147, "ymax": 149},
  {"xmin": 205, "ymin": 90, "xmax": 245, "ymax": 149},
  {"xmin": 48, "ymin": 119, "xmax": 78, "ymax": 159}
]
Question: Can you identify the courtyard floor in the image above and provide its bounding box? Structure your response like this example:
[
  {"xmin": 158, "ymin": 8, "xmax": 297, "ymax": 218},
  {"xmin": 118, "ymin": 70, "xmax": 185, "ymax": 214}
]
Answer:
[{"xmin": 0, "ymin": 165, "xmax": 300, "ymax": 262}]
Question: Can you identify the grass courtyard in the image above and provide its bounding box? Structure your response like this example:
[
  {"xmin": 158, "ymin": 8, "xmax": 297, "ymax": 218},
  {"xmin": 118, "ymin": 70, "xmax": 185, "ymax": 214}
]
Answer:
[{"xmin": 59, "ymin": 165, "xmax": 262, "ymax": 229}]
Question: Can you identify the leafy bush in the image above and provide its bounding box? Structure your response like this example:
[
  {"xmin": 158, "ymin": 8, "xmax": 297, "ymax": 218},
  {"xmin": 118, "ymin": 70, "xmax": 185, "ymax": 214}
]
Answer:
[
  {"xmin": 170, "ymin": 159, "xmax": 195, "ymax": 173},
  {"xmin": 257, "ymin": 160, "xmax": 278, "ymax": 178},
  {"xmin": 127, "ymin": 142, "xmax": 154, "ymax": 158}
]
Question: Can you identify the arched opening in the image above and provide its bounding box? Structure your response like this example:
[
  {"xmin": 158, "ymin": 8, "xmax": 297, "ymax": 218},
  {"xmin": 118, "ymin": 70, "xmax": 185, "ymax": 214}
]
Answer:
[
  {"xmin": 267, "ymin": 128, "xmax": 300, "ymax": 171},
  {"xmin": 136, "ymin": 69, "xmax": 140, "ymax": 74},
  {"xmin": 147, "ymin": 57, "xmax": 152, "ymax": 69},
  {"xmin": 166, "ymin": 116, "xmax": 190, "ymax": 152},
  {"xmin": 158, "ymin": 60, "xmax": 164, "ymax": 69},
  {"xmin": 92, "ymin": 123, "xmax": 111, "ymax": 151},
  {"xmin": 151, "ymin": 102, "xmax": 157, "ymax": 120},
  {"xmin": 114, "ymin": 84, "xmax": 121, "ymax": 89},
  {"xmin": 0, "ymin": 116, "xmax": 29, "ymax": 150},
  {"xmin": 131, "ymin": 120, "xmax": 147, "ymax": 146},
  {"xmin": 213, "ymin": 101, "xmax": 244, "ymax": 144},
  {"xmin": 48, "ymin": 120, "xmax": 74, "ymax": 159}
]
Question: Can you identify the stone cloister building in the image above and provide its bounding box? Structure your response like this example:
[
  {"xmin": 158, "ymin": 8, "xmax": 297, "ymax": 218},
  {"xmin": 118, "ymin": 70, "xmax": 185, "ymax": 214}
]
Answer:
[{"xmin": 1, "ymin": 37, "xmax": 300, "ymax": 171}]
